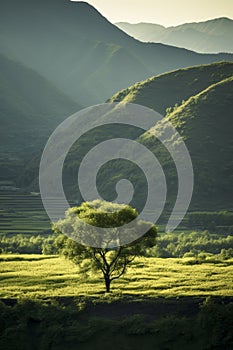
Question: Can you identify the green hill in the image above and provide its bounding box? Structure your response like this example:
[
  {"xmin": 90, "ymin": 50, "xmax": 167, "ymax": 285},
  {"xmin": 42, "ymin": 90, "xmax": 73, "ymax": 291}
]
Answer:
[
  {"xmin": 1, "ymin": 0, "xmax": 233, "ymax": 106},
  {"xmin": 104, "ymin": 74, "xmax": 233, "ymax": 211},
  {"xmin": 73, "ymin": 64, "xmax": 233, "ymax": 211},
  {"xmin": 22, "ymin": 63, "xmax": 233, "ymax": 213},
  {"xmin": 116, "ymin": 17, "xmax": 233, "ymax": 53},
  {"xmin": 108, "ymin": 61, "xmax": 233, "ymax": 115},
  {"xmin": 0, "ymin": 54, "xmax": 80, "ymax": 183},
  {"xmin": 139, "ymin": 77, "xmax": 233, "ymax": 210}
]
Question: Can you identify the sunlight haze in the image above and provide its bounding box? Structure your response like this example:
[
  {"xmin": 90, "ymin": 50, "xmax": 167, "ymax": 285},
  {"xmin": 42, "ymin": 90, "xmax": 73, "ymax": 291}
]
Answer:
[{"xmin": 72, "ymin": 0, "xmax": 233, "ymax": 26}]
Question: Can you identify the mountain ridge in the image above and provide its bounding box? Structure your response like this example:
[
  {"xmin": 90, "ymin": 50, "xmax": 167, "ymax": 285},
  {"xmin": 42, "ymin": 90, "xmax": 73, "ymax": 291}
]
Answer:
[
  {"xmin": 118, "ymin": 17, "xmax": 233, "ymax": 29},
  {"xmin": 109, "ymin": 61, "xmax": 233, "ymax": 114},
  {"xmin": 116, "ymin": 17, "xmax": 233, "ymax": 53},
  {"xmin": 1, "ymin": 0, "xmax": 233, "ymax": 106}
]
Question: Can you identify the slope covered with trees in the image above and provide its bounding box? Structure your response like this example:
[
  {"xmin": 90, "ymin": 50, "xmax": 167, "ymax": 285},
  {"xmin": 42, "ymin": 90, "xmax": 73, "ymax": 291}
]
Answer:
[
  {"xmin": 87, "ymin": 63, "xmax": 233, "ymax": 211},
  {"xmin": 139, "ymin": 77, "xmax": 233, "ymax": 210}
]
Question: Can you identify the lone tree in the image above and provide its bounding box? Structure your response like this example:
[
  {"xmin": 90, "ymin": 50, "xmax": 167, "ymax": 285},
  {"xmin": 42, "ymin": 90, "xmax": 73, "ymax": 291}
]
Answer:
[{"xmin": 53, "ymin": 200, "xmax": 157, "ymax": 293}]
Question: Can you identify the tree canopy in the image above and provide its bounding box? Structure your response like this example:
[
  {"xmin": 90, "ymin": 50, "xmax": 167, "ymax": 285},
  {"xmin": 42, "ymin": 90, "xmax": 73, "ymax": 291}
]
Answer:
[{"xmin": 53, "ymin": 200, "xmax": 157, "ymax": 292}]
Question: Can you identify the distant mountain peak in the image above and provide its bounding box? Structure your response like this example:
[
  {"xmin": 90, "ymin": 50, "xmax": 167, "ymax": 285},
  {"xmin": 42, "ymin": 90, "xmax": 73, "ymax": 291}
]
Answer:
[
  {"xmin": 178, "ymin": 16, "xmax": 233, "ymax": 25},
  {"xmin": 70, "ymin": 1, "xmax": 98, "ymax": 9},
  {"xmin": 213, "ymin": 17, "xmax": 232, "ymax": 22},
  {"xmin": 69, "ymin": 1, "xmax": 105, "ymax": 15}
]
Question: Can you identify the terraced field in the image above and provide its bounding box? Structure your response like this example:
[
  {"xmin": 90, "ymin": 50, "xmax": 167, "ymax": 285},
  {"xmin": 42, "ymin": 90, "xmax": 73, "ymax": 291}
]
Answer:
[
  {"xmin": 0, "ymin": 192, "xmax": 50, "ymax": 234},
  {"xmin": 0, "ymin": 192, "xmax": 191, "ymax": 236}
]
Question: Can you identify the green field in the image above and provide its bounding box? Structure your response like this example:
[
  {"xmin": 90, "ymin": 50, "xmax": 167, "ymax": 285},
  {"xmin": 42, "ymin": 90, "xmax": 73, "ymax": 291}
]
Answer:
[{"xmin": 1, "ymin": 255, "xmax": 233, "ymax": 299}]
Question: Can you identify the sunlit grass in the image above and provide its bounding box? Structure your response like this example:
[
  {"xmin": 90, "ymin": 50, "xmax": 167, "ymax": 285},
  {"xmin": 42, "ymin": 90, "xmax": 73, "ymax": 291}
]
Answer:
[{"xmin": 0, "ymin": 255, "xmax": 233, "ymax": 299}]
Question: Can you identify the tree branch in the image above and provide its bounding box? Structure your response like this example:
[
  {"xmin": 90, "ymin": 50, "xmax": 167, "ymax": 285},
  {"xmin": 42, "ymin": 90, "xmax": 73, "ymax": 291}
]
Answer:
[
  {"xmin": 93, "ymin": 250, "xmax": 106, "ymax": 274},
  {"xmin": 110, "ymin": 255, "xmax": 128, "ymax": 282},
  {"xmin": 109, "ymin": 247, "xmax": 122, "ymax": 270},
  {"xmin": 99, "ymin": 249, "xmax": 110, "ymax": 273}
]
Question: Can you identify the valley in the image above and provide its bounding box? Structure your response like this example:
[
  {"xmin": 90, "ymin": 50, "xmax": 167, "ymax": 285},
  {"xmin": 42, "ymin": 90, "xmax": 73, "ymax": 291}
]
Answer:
[{"xmin": 0, "ymin": 1, "xmax": 233, "ymax": 349}]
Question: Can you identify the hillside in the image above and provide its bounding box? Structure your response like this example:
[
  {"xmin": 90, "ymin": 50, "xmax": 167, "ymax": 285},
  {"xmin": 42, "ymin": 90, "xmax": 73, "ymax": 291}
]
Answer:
[
  {"xmin": 100, "ymin": 75, "xmax": 233, "ymax": 211},
  {"xmin": 84, "ymin": 65, "xmax": 233, "ymax": 211},
  {"xmin": 109, "ymin": 61, "xmax": 233, "ymax": 114},
  {"xmin": 0, "ymin": 54, "xmax": 79, "ymax": 183},
  {"xmin": 20, "ymin": 62, "xmax": 233, "ymax": 211},
  {"xmin": 116, "ymin": 17, "xmax": 233, "ymax": 53},
  {"xmin": 139, "ymin": 77, "xmax": 233, "ymax": 210},
  {"xmin": 1, "ymin": 0, "xmax": 233, "ymax": 106},
  {"xmin": 116, "ymin": 22, "xmax": 165, "ymax": 43}
]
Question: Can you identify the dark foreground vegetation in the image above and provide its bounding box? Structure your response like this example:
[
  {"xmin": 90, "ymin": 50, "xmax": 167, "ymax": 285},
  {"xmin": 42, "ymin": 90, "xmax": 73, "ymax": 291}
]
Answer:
[{"xmin": 0, "ymin": 296, "xmax": 233, "ymax": 350}]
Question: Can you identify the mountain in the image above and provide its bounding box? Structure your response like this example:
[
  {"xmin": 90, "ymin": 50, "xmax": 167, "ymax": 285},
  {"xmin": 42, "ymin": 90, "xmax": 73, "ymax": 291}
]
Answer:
[
  {"xmin": 139, "ymin": 77, "xmax": 233, "ymax": 210},
  {"xmin": 116, "ymin": 18, "xmax": 233, "ymax": 53},
  {"xmin": 79, "ymin": 63, "xmax": 233, "ymax": 212},
  {"xmin": 0, "ymin": 54, "xmax": 80, "ymax": 183},
  {"xmin": 1, "ymin": 0, "xmax": 233, "ymax": 106},
  {"xmin": 116, "ymin": 23, "xmax": 165, "ymax": 42},
  {"xmin": 109, "ymin": 61, "xmax": 233, "ymax": 114},
  {"xmin": 108, "ymin": 62, "xmax": 233, "ymax": 210},
  {"xmin": 22, "ymin": 62, "xmax": 233, "ymax": 212}
]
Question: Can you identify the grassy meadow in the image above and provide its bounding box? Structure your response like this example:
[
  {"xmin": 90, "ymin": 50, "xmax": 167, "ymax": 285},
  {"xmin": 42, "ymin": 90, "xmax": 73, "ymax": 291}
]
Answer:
[{"xmin": 1, "ymin": 254, "xmax": 233, "ymax": 299}]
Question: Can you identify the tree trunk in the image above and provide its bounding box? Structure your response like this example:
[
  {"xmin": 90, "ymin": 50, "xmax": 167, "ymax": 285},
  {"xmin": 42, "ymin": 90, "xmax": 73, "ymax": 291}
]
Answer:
[{"xmin": 104, "ymin": 275, "xmax": 111, "ymax": 293}]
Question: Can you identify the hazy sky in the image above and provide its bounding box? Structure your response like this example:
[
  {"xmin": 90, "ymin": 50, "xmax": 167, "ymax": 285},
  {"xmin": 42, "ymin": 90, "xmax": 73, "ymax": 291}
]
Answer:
[{"xmin": 73, "ymin": 0, "xmax": 233, "ymax": 26}]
